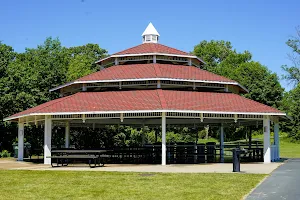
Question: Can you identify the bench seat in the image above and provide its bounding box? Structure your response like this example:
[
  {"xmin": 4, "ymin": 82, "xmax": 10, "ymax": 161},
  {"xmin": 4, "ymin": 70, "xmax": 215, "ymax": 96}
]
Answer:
[{"xmin": 47, "ymin": 154, "xmax": 108, "ymax": 168}]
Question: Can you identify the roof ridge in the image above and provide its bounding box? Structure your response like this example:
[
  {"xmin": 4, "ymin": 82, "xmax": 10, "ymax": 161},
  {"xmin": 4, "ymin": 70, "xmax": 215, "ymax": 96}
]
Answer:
[
  {"xmin": 112, "ymin": 43, "xmax": 144, "ymax": 55},
  {"xmin": 157, "ymin": 89, "xmax": 167, "ymax": 109},
  {"xmin": 156, "ymin": 43, "xmax": 191, "ymax": 55}
]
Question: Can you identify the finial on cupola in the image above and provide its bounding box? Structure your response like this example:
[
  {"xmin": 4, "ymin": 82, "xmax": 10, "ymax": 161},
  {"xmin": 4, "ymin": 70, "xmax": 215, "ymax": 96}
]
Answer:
[{"xmin": 142, "ymin": 22, "xmax": 160, "ymax": 43}]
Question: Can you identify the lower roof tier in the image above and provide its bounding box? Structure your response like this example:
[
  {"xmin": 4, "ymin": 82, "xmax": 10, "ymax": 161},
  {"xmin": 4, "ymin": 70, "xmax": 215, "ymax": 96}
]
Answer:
[{"xmin": 5, "ymin": 89, "xmax": 284, "ymax": 121}]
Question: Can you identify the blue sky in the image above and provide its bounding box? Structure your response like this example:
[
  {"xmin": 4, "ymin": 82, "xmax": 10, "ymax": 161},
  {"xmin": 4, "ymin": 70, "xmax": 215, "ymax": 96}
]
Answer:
[{"xmin": 1, "ymin": 0, "xmax": 299, "ymax": 90}]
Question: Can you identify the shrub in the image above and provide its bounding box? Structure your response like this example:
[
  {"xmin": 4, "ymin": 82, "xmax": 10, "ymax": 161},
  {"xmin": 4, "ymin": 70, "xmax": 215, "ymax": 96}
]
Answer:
[{"xmin": 0, "ymin": 150, "xmax": 11, "ymax": 158}]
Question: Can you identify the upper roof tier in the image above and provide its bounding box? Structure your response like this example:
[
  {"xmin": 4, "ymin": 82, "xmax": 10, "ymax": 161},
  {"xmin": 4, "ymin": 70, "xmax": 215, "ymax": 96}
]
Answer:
[
  {"xmin": 95, "ymin": 43, "xmax": 204, "ymax": 66},
  {"xmin": 114, "ymin": 43, "xmax": 190, "ymax": 56}
]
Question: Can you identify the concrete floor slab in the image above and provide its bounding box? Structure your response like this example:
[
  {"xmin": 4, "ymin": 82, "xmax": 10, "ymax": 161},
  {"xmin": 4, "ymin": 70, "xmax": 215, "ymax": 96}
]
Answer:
[{"xmin": 0, "ymin": 159, "xmax": 281, "ymax": 174}]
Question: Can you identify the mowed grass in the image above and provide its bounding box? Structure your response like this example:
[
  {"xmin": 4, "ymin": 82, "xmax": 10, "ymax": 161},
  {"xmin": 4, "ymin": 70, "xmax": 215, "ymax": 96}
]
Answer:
[
  {"xmin": 0, "ymin": 170, "xmax": 265, "ymax": 200},
  {"xmin": 280, "ymin": 139, "xmax": 300, "ymax": 158},
  {"xmin": 252, "ymin": 134, "xmax": 300, "ymax": 158}
]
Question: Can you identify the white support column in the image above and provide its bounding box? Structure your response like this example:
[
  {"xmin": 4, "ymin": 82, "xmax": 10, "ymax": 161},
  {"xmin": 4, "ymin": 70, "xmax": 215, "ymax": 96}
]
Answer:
[
  {"xmin": 220, "ymin": 124, "xmax": 224, "ymax": 163},
  {"xmin": 65, "ymin": 121, "xmax": 70, "ymax": 148},
  {"xmin": 157, "ymin": 80, "xmax": 161, "ymax": 89},
  {"xmin": 82, "ymin": 83, "xmax": 87, "ymax": 91},
  {"xmin": 153, "ymin": 55, "xmax": 156, "ymax": 63},
  {"xmin": 274, "ymin": 122, "xmax": 280, "ymax": 161},
  {"xmin": 225, "ymin": 85, "xmax": 229, "ymax": 92},
  {"xmin": 188, "ymin": 58, "xmax": 192, "ymax": 66},
  {"xmin": 44, "ymin": 116, "xmax": 52, "ymax": 164},
  {"xmin": 161, "ymin": 112, "xmax": 166, "ymax": 165},
  {"xmin": 17, "ymin": 123, "xmax": 24, "ymax": 161},
  {"xmin": 263, "ymin": 116, "xmax": 271, "ymax": 163},
  {"xmin": 115, "ymin": 58, "xmax": 119, "ymax": 65}
]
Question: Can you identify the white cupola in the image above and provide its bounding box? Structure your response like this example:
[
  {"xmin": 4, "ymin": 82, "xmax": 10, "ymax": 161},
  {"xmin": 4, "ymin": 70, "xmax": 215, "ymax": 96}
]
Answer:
[{"xmin": 142, "ymin": 22, "xmax": 160, "ymax": 43}]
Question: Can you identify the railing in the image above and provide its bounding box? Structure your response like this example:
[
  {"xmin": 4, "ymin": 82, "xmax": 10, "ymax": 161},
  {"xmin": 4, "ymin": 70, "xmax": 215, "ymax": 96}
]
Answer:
[{"xmin": 99, "ymin": 142, "xmax": 263, "ymax": 164}]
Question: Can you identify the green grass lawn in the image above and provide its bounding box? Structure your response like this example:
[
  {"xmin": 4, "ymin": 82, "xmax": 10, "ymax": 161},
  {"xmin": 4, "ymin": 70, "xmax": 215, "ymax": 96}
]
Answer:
[
  {"xmin": 280, "ymin": 139, "xmax": 300, "ymax": 158},
  {"xmin": 251, "ymin": 134, "xmax": 300, "ymax": 158},
  {"xmin": 0, "ymin": 170, "xmax": 265, "ymax": 200}
]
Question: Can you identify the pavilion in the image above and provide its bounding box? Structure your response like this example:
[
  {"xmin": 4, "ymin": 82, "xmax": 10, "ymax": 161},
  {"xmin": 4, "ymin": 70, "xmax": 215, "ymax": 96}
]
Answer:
[{"xmin": 4, "ymin": 23, "xmax": 285, "ymax": 165}]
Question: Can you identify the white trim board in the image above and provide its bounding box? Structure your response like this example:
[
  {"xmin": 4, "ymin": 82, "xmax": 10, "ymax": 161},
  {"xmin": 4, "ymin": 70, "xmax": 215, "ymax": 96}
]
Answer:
[
  {"xmin": 49, "ymin": 78, "xmax": 248, "ymax": 93},
  {"xmin": 4, "ymin": 110, "xmax": 286, "ymax": 121}
]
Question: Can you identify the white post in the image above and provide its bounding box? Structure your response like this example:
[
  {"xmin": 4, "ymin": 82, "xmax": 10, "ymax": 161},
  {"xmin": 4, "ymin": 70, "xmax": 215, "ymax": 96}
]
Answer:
[
  {"xmin": 153, "ymin": 55, "xmax": 156, "ymax": 63},
  {"xmin": 220, "ymin": 124, "xmax": 224, "ymax": 163},
  {"xmin": 161, "ymin": 112, "xmax": 166, "ymax": 165},
  {"xmin": 157, "ymin": 80, "xmax": 161, "ymax": 89},
  {"xmin": 188, "ymin": 58, "xmax": 192, "ymax": 66},
  {"xmin": 274, "ymin": 122, "xmax": 280, "ymax": 161},
  {"xmin": 44, "ymin": 116, "xmax": 52, "ymax": 164},
  {"xmin": 115, "ymin": 58, "xmax": 119, "ymax": 65},
  {"xmin": 82, "ymin": 83, "xmax": 87, "ymax": 91},
  {"xmin": 18, "ymin": 123, "xmax": 24, "ymax": 161},
  {"xmin": 263, "ymin": 116, "xmax": 271, "ymax": 163},
  {"xmin": 225, "ymin": 85, "xmax": 229, "ymax": 92},
  {"xmin": 65, "ymin": 121, "xmax": 70, "ymax": 148}
]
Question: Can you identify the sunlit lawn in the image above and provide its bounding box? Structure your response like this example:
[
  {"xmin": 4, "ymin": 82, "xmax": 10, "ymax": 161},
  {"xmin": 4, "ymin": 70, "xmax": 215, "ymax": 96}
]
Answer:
[
  {"xmin": 280, "ymin": 139, "xmax": 300, "ymax": 158},
  {"xmin": 0, "ymin": 170, "xmax": 265, "ymax": 200},
  {"xmin": 251, "ymin": 134, "xmax": 300, "ymax": 159}
]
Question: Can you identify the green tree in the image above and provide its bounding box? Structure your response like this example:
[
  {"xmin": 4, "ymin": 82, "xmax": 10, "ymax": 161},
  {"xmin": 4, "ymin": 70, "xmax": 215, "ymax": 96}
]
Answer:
[
  {"xmin": 66, "ymin": 44, "xmax": 108, "ymax": 81},
  {"xmin": 0, "ymin": 42, "xmax": 17, "ymax": 118},
  {"xmin": 193, "ymin": 40, "xmax": 283, "ymax": 107},
  {"xmin": 0, "ymin": 42, "xmax": 17, "ymax": 151},
  {"xmin": 281, "ymin": 27, "xmax": 300, "ymax": 141},
  {"xmin": 4, "ymin": 37, "xmax": 67, "ymax": 115},
  {"xmin": 282, "ymin": 27, "xmax": 300, "ymax": 86},
  {"xmin": 280, "ymin": 84, "xmax": 300, "ymax": 141}
]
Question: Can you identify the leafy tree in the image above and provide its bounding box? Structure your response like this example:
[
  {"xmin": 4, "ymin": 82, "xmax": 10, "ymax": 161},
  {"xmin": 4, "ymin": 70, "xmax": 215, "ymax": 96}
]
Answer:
[
  {"xmin": 280, "ymin": 84, "xmax": 300, "ymax": 141},
  {"xmin": 193, "ymin": 40, "xmax": 234, "ymax": 72},
  {"xmin": 282, "ymin": 27, "xmax": 300, "ymax": 86},
  {"xmin": 0, "ymin": 42, "xmax": 17, "ymax": 152},
  {"xmin": 4, "ymin": 37, "xmax": 67, "ymax": 115},
  {"xmin": 66, "ymin": 44, "xmax": 108, "ymax": 81},
  {"xmin": 193, "ymin": 40, "xmax": 283, "ymax": 108},
  {"xmin": 281, "ymin": 27, "xmax": 300, "ymax": 141},
  {"xmin": 0, "ymin": 42, "xmax": 16, "ymax": 118}
]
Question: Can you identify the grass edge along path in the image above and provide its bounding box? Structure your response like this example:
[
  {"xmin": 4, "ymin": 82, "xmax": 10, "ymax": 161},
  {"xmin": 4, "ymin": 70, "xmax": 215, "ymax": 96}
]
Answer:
[{"xmin": 0, "ymin": 170, "xmax": 265, "ymax": 200}]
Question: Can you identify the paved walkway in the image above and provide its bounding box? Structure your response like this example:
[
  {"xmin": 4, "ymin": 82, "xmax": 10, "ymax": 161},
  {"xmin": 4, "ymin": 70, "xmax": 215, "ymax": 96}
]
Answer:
[
  {"xmin": 246, "ymin": 159, "xmax": 300, "ymax": 200},
  {"xmin": 0, "ymin": 159, "xmax": 280, "ymax": 174}
]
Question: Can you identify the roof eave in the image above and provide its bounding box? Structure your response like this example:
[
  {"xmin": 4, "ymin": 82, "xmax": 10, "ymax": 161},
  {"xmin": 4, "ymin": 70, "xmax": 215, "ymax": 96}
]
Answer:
[
  {"xmin": 4, "ymin": 110, "xmax": 286, "ymax": 122},
  {"xmin": 49, "ymin": 78, "xmax": 245, "ymax": 92}
]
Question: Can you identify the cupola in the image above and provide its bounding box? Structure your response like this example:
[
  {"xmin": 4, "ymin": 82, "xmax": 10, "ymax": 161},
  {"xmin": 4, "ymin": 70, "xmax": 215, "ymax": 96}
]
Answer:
[{"xmin": 142, "ymin": 22, "xmax": 160, "ymax": 43}]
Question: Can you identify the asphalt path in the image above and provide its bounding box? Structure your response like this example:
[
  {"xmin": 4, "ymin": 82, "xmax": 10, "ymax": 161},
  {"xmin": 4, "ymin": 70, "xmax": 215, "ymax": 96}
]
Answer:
[{"xmin": 246, "ymin": 159, "xmax": 300, "ymax": 200}]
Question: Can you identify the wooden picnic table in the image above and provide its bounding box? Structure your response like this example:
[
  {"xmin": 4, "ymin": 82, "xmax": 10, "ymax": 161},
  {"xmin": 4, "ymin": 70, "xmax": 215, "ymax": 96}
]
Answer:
[
  {"xmin": 51, "ymin": 149, "xmax": 110, "ymax": 154},
  {"xmin": 49, "ymin": 149, "xmax": 112, "ymax": 168}
]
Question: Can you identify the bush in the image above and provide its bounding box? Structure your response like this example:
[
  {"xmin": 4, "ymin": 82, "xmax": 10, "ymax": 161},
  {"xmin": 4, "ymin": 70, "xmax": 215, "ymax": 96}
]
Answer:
[{"xmin": 0, "ymin": 150, "xmax": 11, "ymax": 158}]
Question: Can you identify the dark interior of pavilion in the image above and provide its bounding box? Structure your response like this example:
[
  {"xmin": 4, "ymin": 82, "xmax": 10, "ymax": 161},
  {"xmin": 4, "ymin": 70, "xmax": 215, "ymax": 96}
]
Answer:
[{"xmin": 20, "ymin": 124, "xmax": 264, "ymax": 164}]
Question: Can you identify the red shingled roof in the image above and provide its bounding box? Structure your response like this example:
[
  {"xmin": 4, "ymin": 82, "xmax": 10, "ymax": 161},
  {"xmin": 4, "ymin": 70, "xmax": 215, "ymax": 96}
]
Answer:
[
  {"xmin": 77, "ymin": 64, "xmax": 235, "ymax": 83},
  {"xmin": 113, "ymin": 43, "xmax": 191, "ymax": 56},
  {"xmin": 6, "ymin": 90, "xmax": 283, "ymax": 120}
]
